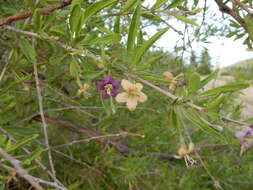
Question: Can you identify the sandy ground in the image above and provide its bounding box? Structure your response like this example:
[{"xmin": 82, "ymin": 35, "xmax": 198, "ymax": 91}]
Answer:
[{"xmin": 204, "ymin": 77, "xmax": 253, "ymax": 118}]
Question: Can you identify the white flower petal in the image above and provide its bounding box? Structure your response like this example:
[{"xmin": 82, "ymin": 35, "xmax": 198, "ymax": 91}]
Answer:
[
  {"xmin": 115, "ymin": 92, "xmax": 128, "ymax": 103},
  {"xmin": 121, "ymin": 79, "xmax": 133, "ymax": 91},
  {"xmin": 134, "ymin": 83, "xmax": 143, "ymax": 91},
  {"xmin": 126, "ymin": 99, "xmax": 138, "ymax": 111},
  {"xmin": 138, "ymin": 92, "xmax": 147, "ymax": 102}
]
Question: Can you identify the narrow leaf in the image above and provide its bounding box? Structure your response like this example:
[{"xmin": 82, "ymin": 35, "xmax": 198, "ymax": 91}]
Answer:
[
  {"xmin": 83, "ymin": 0, "xmax": 118, "ymax": 24},
  {"xmin": 188, "ymin": 72, "xmax": 200, "ymax": 94},
  {"xmin": 122, "ymin": 0, "xmax": 139, "ymax": 12},
  {"xmin": 171, "ymin": 14, "xmax": 198, "ymax": 26},
  {"xmin": 167, "ymin": 0, "xmax": 184, "ymax": 9},
  {"xmin": 7, "ymin": 134, "xmax": 39, "ymax": 152},
  {"xmin": 151, "ymin": 0, "xmax": 168, "ymax": 10},
  {"xmin": 127, "ymin": 4, "xmax": 141, "ymax": 53},
  {"xmin": 134, "ymin": 27, "xmax": 169, "ymax": 64},
  {"xmin": 19, "ymin": 39, "xmax": 36, "ymax": 63},
  {"xmin": 199, "ymin": 83, "xmax": 250, "ymax": 97}
]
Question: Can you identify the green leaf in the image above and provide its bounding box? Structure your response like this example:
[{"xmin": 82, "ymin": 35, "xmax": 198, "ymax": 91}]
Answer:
[
  {"xmin": 91, "ymin": 34, "xmax": 121, "ymax": 45},
  {"xmin": 134, "ymin": 27, "xmax": 169, "ymax": 64},
  {"xmin": 69, "ymin": 59, "xmax": 80, "ymax": 77},
  {"xmin": 167, "ymin": 0, "xmax": 184, "ymax": 9},
  {"xmin": 205, "ymin": 94, "xmax": 225, "ymax": 110},
  {"xmin": 151, "ymin": 0, "xmax": 168, "ymax": 10},
  {"xmin": 24, "ymin": 0, "xmax": 35, "ymax": 12},
  {"xmin": 33, "ymin": 9, "xmax": 42, "ymax": 31},
  {"xmin": 188, "ymin": 72, "xmax": 200, "ymax": 94},
  {"xmin": 194, "ymin": 0, "xmax": 199, "ymax": 6},
  {"xmin": 143, "ymin": 54, "xmax": 164, "ymax": 65},
  {"xmin": 2, "ymin": 126, "xmax": 37, "ymax": 135},
  {"xmin": 83, "ymin": 0, "xmax": 118, "ymax": 24},
  {"xmin": 244, "ymin": 15, "xmax": 253, "ymax": 41},
  {"xmin": 23, "ymin": 148, "xmax": 44, "ymax": 165},
  {"xmin": 226, "ymin": 31, "xmax": 238, "ymax": 38},
  {"xmin": 122, "ymin": 0, "xmax": 139, "ymax": 12},
  {"xmin": 70, "ymin": 4, "xmax": 84, "ymax": 35},
  {"xmin": 171, "ymin": 14, "xmax": 198, "ymax": 26},
  {"xmin": 6, "ymin": 134, "xmax": 39, "ymax": 152},
  {"xmin": 127, "ymin": 4, "xmax": 141, "ymax": 53},
  {"xmin": 19, "ymin": 39, "xmax": 36, "ymax": 63},
  {"xmin": 141, "ymin": 13, "xmax": 162, "ymax": 21},
  {"xmin": 198, "ymin": 83, "xmax": 250, "ymax": 97},
  {"xmin": 182, "ymin": 109, "xmax": 225, "ymax": 138},
  {"xmin": 200, "ymin": 71, "xmax": 218, "ymax": 88},
  {"xmin": 81, "ymin": 70, "xmax": 104, "ymax": 79},
  {"xmin": 114, "ymin": 16, "xmax": 120, "ymax": 33},
  {"xmin": 0, "ymin": 134, "xmax": 7, "ymax": 147}
]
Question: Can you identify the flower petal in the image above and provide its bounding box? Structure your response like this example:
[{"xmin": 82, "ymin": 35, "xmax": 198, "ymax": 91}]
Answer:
[
  {"xmin": 126, "ymin": 99, "xmax": 138, "ymax": 111},
  {"xmin": 102, "ymin": 90, "xmax": 110, "ymax": 99},
  {"xmin": 138, "ymin": 92, "xmax": 147, "ymax": 102},
  {"xmin": 235, "ymin": 127, "xmax": 253, "ymax": 141},
  {"xmin": 115, "ymin": 92, "xmax": 128, "ymax": 102},
  {"xmin": 134, "ymin": 83, "xmax": 143, "ymax": 91},
  {"xmin": 112, "ymin": 81, "xmax": 120, "ymax": 89},
  {"xmin": 104, "ymin": 75, "xmax": 112, "ymax": 83},
  {"xmin": 97, "ymin": 82, "xmax": 105, "ymax": 90},
  {"xmin": 111, "ymin": 90, "xmax": 118, "ymax": 97},
  {"xmin": 121, "ymin": 79, "xmax": 133, "ymax": 91}
]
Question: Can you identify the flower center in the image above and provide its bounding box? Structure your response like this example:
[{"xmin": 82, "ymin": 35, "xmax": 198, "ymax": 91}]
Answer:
[
  {"xmin": 127, "ymin": 88, "xmax": 139, "ymax": 97},
  {"xmin": 104, "ymin": 84, "xmax": 113, "ymax": 95}
]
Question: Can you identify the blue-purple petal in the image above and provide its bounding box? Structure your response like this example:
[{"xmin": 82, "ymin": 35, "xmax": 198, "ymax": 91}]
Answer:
[
  {"xmin": 112, "ymin": 81, "xmax": 120, "ymax": 89},
  {"xmin": 97, "ymin": 82, "xmax": 105, "ymax": 90},
  {"xmin": 111, "ymin": 90, "xmax": 118, "ymax": 97},
  {"xmin": 102, "ymin": 90, "xmax": 110, "ymax": 99},
  {"xmin": 104, "ymin": 75, "xmax": 112, "ymax": 83}
]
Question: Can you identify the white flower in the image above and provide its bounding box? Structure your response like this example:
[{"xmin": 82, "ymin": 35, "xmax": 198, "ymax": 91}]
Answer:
[
  {"xmin": 77, "ymin": 83, "xmax": 89, "ymax": 96},
  {"xmin": 115, "ymin": 79, "xmax": 147, "ymax": 111}
]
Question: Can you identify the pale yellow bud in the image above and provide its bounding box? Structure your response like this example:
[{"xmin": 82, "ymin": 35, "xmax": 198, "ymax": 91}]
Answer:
[{"xmin": 163, "ymin": 71, "xmax": 174, "ymax": 81}]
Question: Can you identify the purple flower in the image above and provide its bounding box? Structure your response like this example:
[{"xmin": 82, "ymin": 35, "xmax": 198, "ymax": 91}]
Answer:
[
  {"xmin": 96, "ymin": 75, "xmax": 120, "ymax": 99},
  {"xmin": 235, "ymin": 127, "xmax": 253, "ymax": 152}
]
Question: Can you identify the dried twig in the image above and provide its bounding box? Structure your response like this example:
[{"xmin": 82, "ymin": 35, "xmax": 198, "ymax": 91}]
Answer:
[
  {"xmin": 33, "ymin": 59, "xmax": 56, "ymax": 180},
  {"xmin": 0, "ymin": 148, "xmax": 44, "ymax": 190},
  {"xmin": 0, "ymin": 127, "xmax": 66, "ymax": 189},
  {"xmin": 0, "ymin": 161, "xmax": 65, "ymax": 190},
  {"xmin": 214, "ymin": 0, "xmax": 245, "ymax": 29},
  {"xmin": 4, "ymin": 26, "xmax": 100, "ymax": 63},
  {"xmin": 33, "ymin": 116, "xmax": 130, "ymax": 155},
  {"xmin": 230, "ymin": 0, "xmax": 253, "ymax": 15},
  {"xmin": 0, "ymin": 0, "xmax": 72, "ymax": 26}
]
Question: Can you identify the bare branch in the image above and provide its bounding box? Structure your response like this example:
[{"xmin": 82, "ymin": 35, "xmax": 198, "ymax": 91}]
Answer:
[
  {"xmin": 0, "ymin": 148, "xmax": 44, "ymax": 190},
  {"xmin": 33, "ymin": 55, "xmax": 56, "ymax": 180},
  {"xmin": 0, "ymin": 0, "xmax": 72, "ymax": 26}
]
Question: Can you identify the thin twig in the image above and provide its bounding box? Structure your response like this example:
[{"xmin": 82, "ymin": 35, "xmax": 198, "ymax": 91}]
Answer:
[
  {"xmin": 230, "ymin": 0, "xmax": 253, "ymax": 15},
  {"xmin": 0, "ymin": 0, "xmax": 72, "ymax": 26},
  {"xmin": 33, "ymin": 59, "xmax": 56, "ymax": 180},
  {"xmin": 0, "ymin": 162, "xmax": 65, "ymax": 190},
  {"xmin": 0, "ymin": 148, "xmax": 44, "ymax": 190},
  {"xmin": 4, "ymin": 25, "xmax": 101, "ymax": 63},
  {"xmin": 0, "ymin": 127, "xmax": 66, "ymax": 189},
  {"xmin": 48, "ymin": 132, "xmax": 144, "ymax": 150}
]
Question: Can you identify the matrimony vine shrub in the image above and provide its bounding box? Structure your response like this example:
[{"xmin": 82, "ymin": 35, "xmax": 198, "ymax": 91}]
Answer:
[{"xmin": 0, "ymin": 0, "xmax": 253, "ymax": 189}]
